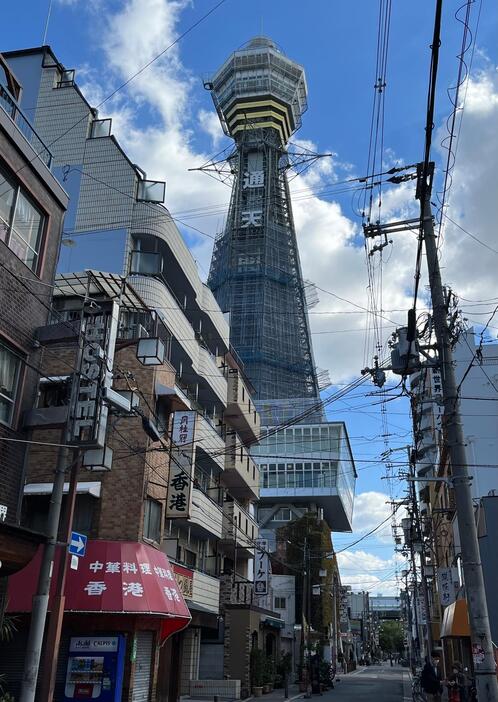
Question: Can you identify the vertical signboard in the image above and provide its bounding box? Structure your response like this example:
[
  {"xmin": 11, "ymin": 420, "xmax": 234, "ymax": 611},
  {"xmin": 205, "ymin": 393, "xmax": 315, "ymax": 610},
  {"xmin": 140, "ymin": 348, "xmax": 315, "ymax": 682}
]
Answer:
[
  {"xmin": 67, "ymin": 302, "xmax": 119, "ymax": 448},
  {"xmin": 166, "ymin": 411, "xmax": 196, "ymax": 519},
  {"xmin": 254, "ymin": 538, "xmax": 269, "ymax": 596},
  {"xmin": 437, "ymin": 567, "xmax": 460, "ymax": 607}
]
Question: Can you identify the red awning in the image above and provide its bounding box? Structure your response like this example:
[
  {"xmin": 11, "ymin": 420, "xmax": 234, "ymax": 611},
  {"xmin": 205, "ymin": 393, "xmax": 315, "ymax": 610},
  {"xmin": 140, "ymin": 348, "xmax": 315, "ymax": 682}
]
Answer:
[{"xmin": 7, "ymin": 540, "xmax": 191, "ymax": 638}]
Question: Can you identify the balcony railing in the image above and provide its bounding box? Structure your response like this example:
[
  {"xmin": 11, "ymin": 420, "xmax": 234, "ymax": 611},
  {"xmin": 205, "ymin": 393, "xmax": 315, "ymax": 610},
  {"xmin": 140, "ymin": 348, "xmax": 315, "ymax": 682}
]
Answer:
[
  {"xmin": 225, "ymin": 369, "xmax": 260, "ymax": 443},
  {"xmin": 0, "ymin": 83, "xmax": 52, "ymax": 167},
  {"xmin": 224, "ymin": 432, "xmax": 259, "ymax": 499},
  {"xmin": 190, "ymin": 487, "xmax": 223, "ymax": 539},
  {"xmin": 222, "ymin": 500, "xmax": 258, "ymax": 550}
]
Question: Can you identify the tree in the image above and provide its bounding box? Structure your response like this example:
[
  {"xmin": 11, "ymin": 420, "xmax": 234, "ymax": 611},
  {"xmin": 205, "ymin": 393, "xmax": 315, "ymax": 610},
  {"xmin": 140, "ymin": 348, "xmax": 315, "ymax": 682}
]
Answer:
[{"xmin": 379, "ymin": 620, "xmax": 404, "ymax": 654}]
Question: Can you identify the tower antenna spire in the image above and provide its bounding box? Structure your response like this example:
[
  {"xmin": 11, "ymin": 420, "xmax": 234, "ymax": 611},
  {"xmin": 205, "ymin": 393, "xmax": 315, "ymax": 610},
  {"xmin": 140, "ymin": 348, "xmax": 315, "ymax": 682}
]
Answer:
[{"xmin": 205, "ymin": 37, "xmax": 319, "ymax": 402}]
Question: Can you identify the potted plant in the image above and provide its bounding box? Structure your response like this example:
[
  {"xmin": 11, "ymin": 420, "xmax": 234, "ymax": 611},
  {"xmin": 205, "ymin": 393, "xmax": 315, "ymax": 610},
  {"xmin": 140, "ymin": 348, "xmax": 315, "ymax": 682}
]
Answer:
[
  {"xmin": 263, "ymin": 656, "xmax": 275, "ymax": 692},
  {"xmin": 250, "ymin": 649, "xmax": 265, "ymax": 697}
]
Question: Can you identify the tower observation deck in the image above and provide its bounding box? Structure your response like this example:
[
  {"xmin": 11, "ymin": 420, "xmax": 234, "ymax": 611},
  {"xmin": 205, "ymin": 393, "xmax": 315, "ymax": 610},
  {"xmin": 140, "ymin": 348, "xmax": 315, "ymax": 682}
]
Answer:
[{"xmin": 207, "ymin": 37, "xmax": 319, "ymax": 401}]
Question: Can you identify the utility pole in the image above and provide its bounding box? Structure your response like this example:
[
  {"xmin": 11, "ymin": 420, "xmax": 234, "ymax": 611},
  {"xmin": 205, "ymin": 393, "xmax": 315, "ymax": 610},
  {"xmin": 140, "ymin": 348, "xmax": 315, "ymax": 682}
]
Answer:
[
  {"xmin": 417, "ymin": 163, "xmax": 498, "ymax": 701},
  {"xmin": 19, "ymin": 439, "xmax": 69, "ymax": 702},
  {"xmin": 303, "ymin": 536, "xmax": 312, "ymax": 698},
  {"xmin": 38, "ymin": 449, "xmax": 81, "ymax": 702}
]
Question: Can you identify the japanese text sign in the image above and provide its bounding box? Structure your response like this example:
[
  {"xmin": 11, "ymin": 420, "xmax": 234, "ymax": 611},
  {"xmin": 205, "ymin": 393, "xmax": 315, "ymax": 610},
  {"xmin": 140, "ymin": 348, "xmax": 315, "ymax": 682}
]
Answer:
[
  {"xmin": 166, "ymin": 411, "xmax": 196, "ymax": 519},
  {"xmin": 437, "ymin": 567, "xmax": 460, "ymax": 607},
  {"xmin": 254, "ymin": 538, "xmax": 269, "ymax": 596},
  {"xmin": 68, "ymin": 301, "xmax": 119, "ymax": 448}
]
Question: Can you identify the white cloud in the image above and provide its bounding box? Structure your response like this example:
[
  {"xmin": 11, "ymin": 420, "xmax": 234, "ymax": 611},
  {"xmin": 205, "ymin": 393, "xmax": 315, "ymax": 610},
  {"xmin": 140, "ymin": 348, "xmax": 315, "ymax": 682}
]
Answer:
[
  {"xmin": 435, "ymin": 66, "xmax": 498, "ymax": 309},
  {"xmin": 77, "ymin": 0, "xmax": 231, "ymax": 276},
  {"xmin": 337, "ymin": 549, "xmax": 404, "ymax": 596},
  {"xmin": 198, "ymin": 108, "xmax": 226, "ymax": 149},
  {"xmin": 351, "ymin": 491, "xmax": 393, "ymax": 539},
  {"xmin": 70, "ymin": 0, "xmax": 497, "ymax": 598}
]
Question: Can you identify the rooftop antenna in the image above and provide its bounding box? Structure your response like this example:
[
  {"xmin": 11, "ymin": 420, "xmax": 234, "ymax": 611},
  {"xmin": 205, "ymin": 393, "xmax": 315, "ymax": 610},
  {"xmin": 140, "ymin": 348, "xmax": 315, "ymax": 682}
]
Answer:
[{"xmin": 42, "ymin": 0, "xmax": 53, "ymax": 45}]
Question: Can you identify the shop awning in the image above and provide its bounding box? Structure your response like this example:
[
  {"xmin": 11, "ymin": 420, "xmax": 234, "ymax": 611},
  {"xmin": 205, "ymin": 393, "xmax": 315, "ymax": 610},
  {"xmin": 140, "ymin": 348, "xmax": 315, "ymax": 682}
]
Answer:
[
  {"xmin": 441, "ymin": 599, "xmax": 470, "ymax": 638},
  {"xmin": 7, "ymin": 540, "xmax": 191, "ymax": 638},
  {"xmin": 262, "ymin": 616, "xmax": 285, "ymax": 629},
  {"xmin": 0, "ymin": 522, "xmax": 46, "ymax": 576},
  {"xmin": 24, "ymin": 481, "xmax": 101, "ymax": 497}
]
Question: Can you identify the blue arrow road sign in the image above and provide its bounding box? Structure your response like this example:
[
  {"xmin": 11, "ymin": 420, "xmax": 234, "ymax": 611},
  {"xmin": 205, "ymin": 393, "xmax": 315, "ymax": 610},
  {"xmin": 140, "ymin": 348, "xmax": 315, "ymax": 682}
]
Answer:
[{"xmin": 68, "ymin": 531, "xmax": 87, "ymax": 557}]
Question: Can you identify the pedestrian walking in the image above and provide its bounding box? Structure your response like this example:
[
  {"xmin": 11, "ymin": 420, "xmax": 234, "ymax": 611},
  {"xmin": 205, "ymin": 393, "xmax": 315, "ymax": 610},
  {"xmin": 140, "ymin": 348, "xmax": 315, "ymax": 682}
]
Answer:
[
  {"xmin": 446, "ymin": 661, "xmax": 468, "ymax": 702},
  {"xmin": 420, "ymin": 651, "xmax": 444, "ymax": 702}
]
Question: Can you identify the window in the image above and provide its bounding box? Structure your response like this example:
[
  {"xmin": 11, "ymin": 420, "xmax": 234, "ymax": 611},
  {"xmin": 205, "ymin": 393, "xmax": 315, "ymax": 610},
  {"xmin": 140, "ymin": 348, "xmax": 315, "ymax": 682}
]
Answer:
[
  {"xmin": 0, "ymin": 168, "xmax": 45, "ymax": 271},
  {"xmin": 185, "ymin": 549, "xmax": 197, "ymax": 568},
  {"xmin": 57, "ymin": 69, "xmax": 75, "ymax": 87},
  {"xmin": 274, "ymin": 597, "xmax": 286, "ymax": 609},
  {"xmin": 0, "ymin": 341, "xmax": 21, "ymax": 425},
  {"xmin": 272, "ymin": 508, "xmax": 291, "ymax": 522},
  {"xmin": 143, "ymin": 498, "xmax": 162, "ymax": 543},
  {"xmin": 90, "ymin": 118, "xmax": 112, "ymax": 138}
]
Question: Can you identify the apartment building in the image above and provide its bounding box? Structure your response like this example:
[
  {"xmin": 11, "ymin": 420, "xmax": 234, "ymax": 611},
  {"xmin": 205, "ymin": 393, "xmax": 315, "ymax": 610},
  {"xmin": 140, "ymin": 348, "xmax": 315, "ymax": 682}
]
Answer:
[
  {"xmin": 0, "ymin": 52, "xmax": 67, "ymax": 612},
  {"xmin": 409, "ymin": 329, "xmax": 498, "ymax": 671},
  {"xmin": 2, "ymin": 45, "xmax": 270, "ymax": 699},
  {"xmin": 2, "ymin": 271, "xmax": 192, "ymax": 700}
]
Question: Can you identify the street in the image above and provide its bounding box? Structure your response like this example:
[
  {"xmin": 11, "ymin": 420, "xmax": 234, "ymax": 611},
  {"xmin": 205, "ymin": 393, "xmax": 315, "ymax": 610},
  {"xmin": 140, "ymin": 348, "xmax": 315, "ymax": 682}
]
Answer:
[{"xmin": 319, "ymin": 664, "xmax": 409, "ymax": 702}]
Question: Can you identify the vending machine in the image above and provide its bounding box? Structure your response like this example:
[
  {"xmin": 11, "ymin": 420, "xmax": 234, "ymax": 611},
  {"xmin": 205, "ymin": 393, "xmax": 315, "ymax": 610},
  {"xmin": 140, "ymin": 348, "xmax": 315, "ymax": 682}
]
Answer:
[{"xmin": 63, "ymin": 635, "xmax": 126, "ymax": 702}]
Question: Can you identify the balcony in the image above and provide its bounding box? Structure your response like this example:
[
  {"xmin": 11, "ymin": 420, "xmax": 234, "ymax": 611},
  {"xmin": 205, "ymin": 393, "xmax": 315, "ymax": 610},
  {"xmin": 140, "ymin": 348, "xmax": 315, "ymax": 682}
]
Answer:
[
  {"xmin": 190, "ymin": 487, "xmax": 223, "ymax": 539},
  {"xmin": 191, "ymin": 569, "xmax": 221, "ymax": 614},
  {"xmin": 225, "ymin": 369, "xmax": 260, "ymax": 443},
  {"xmin": 224, "ymin": 433, "xmax": 259, "ymax": 500},
  {"xmin": 222, "ymin": 500, "xmax": 259, "ymax": 557},
  {"xmin": 0, "ymin": 83, "xmax": 52, "ymax": 167},
  {"xmin": 195, "ymin": 414, "xmax": 225, "ymax": 472},
  {"xmin": 129, "ymin": 275, "xmax": 228, "ymax": 407}
]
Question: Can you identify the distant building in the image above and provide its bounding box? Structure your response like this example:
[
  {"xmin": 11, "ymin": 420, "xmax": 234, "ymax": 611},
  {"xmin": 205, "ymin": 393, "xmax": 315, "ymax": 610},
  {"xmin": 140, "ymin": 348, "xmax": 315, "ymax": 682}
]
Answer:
[{"xmin": 369, "ymin": 596, "xmax": 401, "ymax": 620}]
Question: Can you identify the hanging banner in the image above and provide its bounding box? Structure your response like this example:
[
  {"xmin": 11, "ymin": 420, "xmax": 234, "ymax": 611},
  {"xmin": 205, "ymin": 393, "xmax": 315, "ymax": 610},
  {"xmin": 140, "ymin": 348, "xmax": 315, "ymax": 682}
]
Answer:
[
  {"xmin": 437, "ymin": 567, "xmax": 460, "ymax": 607},
  {"xmin": 254, "ymin": 538, "xmax": 269, "ymax": 596},
  {"xmin": 166, "ymin": 411, "xmax": 196, "ymax": 519}
]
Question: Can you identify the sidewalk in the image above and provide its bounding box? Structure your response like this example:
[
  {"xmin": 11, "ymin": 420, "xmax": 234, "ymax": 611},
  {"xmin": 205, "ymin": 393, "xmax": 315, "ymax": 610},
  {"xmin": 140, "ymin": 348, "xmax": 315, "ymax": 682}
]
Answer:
[{"xmin": 181, "ymin": 683, "xmax": 303, "ymax": 702}]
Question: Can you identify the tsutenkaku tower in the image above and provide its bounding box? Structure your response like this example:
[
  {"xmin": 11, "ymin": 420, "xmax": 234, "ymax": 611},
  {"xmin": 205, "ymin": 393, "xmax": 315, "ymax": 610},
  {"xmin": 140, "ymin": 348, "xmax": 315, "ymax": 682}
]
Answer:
[{"xmin": 207, "ymin": 37, "xmax": 319, "ymax": 401}]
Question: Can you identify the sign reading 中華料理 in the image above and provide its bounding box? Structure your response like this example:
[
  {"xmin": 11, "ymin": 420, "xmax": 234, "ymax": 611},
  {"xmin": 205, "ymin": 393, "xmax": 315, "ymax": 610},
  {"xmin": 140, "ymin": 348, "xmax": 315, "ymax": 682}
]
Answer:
[{"xmin": 166, "ymin": 411, "xmax": 196, "ymax": 519}]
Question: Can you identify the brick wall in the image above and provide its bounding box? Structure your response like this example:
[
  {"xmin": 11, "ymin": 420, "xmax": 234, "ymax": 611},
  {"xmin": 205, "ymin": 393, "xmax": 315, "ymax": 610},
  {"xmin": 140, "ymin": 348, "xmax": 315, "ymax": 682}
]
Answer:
[
  {"xmin": 0, "ymin": 123, "xmax": 65, "ymax": 527},
  {"xmin": 23, "ymin": 341, "xmax": 176, "ymax": 544}
]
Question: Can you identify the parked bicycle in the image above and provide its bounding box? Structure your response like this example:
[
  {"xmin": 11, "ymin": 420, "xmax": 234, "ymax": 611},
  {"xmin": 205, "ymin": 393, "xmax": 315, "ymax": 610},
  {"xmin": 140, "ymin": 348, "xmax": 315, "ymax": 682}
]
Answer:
[{"xmin": 412, "ymin": 674, "xmax": 427, "ymax": 702}]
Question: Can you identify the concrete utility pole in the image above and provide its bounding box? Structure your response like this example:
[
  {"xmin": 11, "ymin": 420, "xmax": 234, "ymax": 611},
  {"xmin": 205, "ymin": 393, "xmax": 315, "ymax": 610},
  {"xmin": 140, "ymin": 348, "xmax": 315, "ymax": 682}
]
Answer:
[
  {"xmin": 417, "ymin": 163, "xmax": 498, "ymax": 702},
  {"xmin": 20, "ymin": 440, "xmax": 69, "ymax": 702}
]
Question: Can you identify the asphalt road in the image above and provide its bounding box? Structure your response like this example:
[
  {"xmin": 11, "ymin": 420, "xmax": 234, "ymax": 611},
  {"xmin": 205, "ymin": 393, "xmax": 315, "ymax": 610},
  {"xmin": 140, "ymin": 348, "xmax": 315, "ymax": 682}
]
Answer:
[{"xmin": 319, "ymin": 663, "xmax": 409, "ymax": 702}]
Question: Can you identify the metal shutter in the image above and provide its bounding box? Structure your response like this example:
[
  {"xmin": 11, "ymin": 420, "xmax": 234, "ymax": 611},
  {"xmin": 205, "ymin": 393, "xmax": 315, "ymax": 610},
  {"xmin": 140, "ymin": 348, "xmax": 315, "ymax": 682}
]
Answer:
[{"xmin": 132, "ymin": 631, "xmax": 154, "ymax": 702}]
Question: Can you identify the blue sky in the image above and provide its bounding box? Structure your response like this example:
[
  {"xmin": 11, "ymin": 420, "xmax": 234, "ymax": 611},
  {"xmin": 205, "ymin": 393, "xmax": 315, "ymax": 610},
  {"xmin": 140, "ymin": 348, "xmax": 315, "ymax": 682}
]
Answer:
[{"xmin": 3, "ymin": 0, "xmax": 497, "ymax": 592}]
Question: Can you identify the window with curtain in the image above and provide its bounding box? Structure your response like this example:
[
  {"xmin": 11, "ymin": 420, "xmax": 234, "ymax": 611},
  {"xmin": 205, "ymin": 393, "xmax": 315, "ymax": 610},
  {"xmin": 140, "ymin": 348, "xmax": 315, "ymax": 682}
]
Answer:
[
  {"xmin": 0, "ymin": 166, "xmax": 45, "ymax": 271},
  {"xmin": 0, "ymin": 341, "xmax": 21, "ymax": 425}
]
